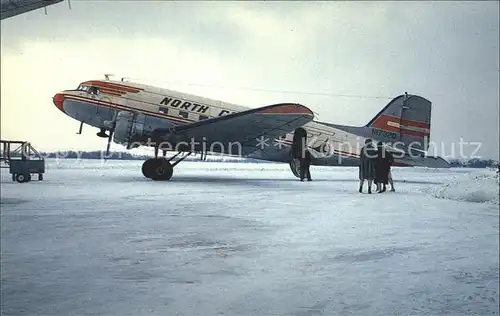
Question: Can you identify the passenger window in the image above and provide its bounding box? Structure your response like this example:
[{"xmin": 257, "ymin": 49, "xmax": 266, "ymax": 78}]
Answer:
[
  {"xmin": 179, "ymin": 111, "xmax": 189, "ymax": 118},
  {"xmin": 159, "ymin": 107, "xmax": 168, "ymax": 114},
  {"xmin": 199, "ymin": 115, "xmax": 208, "ymax": 120}
]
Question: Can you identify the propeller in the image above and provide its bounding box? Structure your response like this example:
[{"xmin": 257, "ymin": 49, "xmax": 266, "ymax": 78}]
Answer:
[
  {"xmin": 104, "ymin": 128, "xmax": 114, "ymax": 160},
  {"xmin": 103, "ymin": 111, "xmax": 119, "ymax": 161}
]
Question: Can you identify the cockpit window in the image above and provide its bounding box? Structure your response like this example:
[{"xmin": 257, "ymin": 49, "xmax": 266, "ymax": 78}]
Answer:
[
  {"xmin": 76, "ymin": 84, "xmax": 90, "ymax": 91},
  {"xmin": 76, "ymin": 84, "xmax": 99, "ymax": 95},
  {"xmin": 88, "ymin": 86, "xmax": 100, "ymax": 95}
]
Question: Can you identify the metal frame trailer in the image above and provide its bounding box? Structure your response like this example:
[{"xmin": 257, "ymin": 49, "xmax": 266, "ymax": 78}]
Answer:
[{"xmin": 0, "ymin": 140, "xmax": 45, "ymax": 183}]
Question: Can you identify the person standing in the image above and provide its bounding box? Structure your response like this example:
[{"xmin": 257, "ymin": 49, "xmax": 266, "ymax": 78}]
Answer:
[
  {"xmin": 375, "ymin": 142, "xmax": 393, "ymax": 193},
  {"xmin": 358, "ymin": 139, "xmax": 376, "ymax": 193},
  {"xmin": 300, "ymin": 148, "xmax": 312, "ymax": 181},
  {"xmin": 388, "ymin": 170, "xmax": 395, "ymax": 192}
]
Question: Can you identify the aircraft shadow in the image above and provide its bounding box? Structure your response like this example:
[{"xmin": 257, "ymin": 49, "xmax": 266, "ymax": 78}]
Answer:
[
  {"xmin": 114, "ymin": 176, "xmax": 443, "ymax": 185},
  {"xmin": 170, "ymin": 177, "xmax": 443, "ymax": 185}
]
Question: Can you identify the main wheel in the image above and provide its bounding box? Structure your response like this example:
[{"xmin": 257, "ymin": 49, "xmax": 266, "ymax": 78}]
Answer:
[
  {"xmin": 288, "ymin": 158, "xmax": 301, "ymax": 178},
  {"xmin": 142, "ymin": 158, "xmax": 173, "ymax": 181},
  {"xmin": 151, "ymin": 158, "xmax": 173, "ymax": 181},
  {"xmin": 142, "ymin": 159, "xmax": 157, "ymax": 178}
]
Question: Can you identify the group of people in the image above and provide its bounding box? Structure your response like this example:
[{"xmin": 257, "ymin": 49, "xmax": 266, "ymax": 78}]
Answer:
[
  {"xmin": 358, "ymin": 139, "xmax": 395, "ymax": 194},
  {"xmin": 295, "ymin": 138, "xmax": 396, "ymax": 189}
]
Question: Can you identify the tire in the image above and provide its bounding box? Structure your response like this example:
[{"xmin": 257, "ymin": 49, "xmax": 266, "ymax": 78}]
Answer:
[
  {"xmin": 16, "ymin": 173, "xmax": 27, "ymax": 183},
  {"xmin": 142, "ymin": 159, "xmax": 157, "ymax": 178},
  {"xmin": 38, "ymin": 174, "xmax": 43, "ymax": 181},
  {"xmin": 12, "ymin": 174, "xmax": 16, "ymax": 181},
  {"xmin": 151, "ymin": 158, "xmax": 173, "ymax": 181},
  {"xmin": 288, "ymin": 159, "xmax": 301, "ymax": 178}
]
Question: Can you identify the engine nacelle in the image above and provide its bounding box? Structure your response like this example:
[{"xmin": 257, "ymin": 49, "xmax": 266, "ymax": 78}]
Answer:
[{"xmin": 112, "ymin": 111, "xmax": 149, "ymax": 149}]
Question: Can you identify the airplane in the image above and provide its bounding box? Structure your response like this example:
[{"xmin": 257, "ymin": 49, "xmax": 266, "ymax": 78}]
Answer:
[{"xmin": 52, "ymin": 75, "xmax": 450, "ymax": 181}]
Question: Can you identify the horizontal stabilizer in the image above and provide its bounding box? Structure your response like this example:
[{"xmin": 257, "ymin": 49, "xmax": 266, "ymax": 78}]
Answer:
[{"xmin": 399, "ymin": 155, "xmax": 451, "ymax": 168}]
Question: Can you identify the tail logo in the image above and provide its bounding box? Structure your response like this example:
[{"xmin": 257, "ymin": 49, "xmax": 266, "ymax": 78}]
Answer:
[{"xmin": 372, "ymin": 114, "xmax": 430, "ymax": 138}]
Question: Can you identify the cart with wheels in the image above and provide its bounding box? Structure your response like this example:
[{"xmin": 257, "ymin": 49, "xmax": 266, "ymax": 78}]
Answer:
[{"xmin": 1, "ymin": 140, "xmax": 45, "ymax": 183}]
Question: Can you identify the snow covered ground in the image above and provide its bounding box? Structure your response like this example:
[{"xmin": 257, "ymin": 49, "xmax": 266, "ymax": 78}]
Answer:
[{"xmin": 1, "ymin": 159, "xmax": 499, "ymax": 316}]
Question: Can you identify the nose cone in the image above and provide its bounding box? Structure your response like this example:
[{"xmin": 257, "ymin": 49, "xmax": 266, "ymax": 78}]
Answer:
[{"xmin": 53, "ymin": 93, "xmax": 65, "ymax": 112}]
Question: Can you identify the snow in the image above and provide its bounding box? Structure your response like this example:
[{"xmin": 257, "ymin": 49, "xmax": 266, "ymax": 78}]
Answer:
[
  {"xmin": 423, "ymin": 169, "xmax": 499, "ymax": 205},
  {"xmin": 1, "ymin": 159, "xmax": 498, "ymax": 315}
]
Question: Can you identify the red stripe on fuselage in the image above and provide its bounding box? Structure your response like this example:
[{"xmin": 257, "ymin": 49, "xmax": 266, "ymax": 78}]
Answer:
[
  {"xmin": 371, "ymin": 114, "xmax": 430, "ymax": 137},
  {"xmin": 81, "ymin": 80, "xmax": 144, "ymax": 94},
  {"xmin": 400, "ymin": 118, "xmax": 430, "ymax": 129},
  {"xmin": 99, "ymin": 89, "xmax": 126, "ymax": 96},
  {"xmin": 64, "ymin": 95, "xmax": 190, "ymax": 125},
  {"xmin": 372, "ymin": 115, "xmax": 430, "ymax": 129},
  {"xmin": 399, "ymin": 129, "xmax": 429, "ymax": 137}
]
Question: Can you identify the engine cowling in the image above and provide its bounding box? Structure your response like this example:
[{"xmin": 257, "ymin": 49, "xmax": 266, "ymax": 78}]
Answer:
[{"xmin": 112, "ymin": 111, "xmax": 149, "ymax": 149}]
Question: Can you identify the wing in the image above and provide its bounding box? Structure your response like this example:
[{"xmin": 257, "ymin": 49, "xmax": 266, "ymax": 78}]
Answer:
[
  {"xmin": 151, "ymin": 103, "xmax": 314, "ymax": 155},
  {"xmin": 1, "ymin": 0, "xmax": 63, "ymax": 20}
]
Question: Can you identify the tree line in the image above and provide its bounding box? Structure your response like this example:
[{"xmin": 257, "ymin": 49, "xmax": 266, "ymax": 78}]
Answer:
[{"xmin": 21, "ymin": 151, "xmax": 499, "ymax": 168}]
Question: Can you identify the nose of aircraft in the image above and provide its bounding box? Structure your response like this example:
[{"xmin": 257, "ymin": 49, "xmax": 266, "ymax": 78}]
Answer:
[{"xmin": 53, "ymin": 93, "xmax": 65, "ymax": 112}]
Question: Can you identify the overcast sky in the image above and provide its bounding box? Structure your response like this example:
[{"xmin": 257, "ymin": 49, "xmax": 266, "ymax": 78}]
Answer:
[{"xmin": 1, "ymin": 1, "xmax": 498, "ymax": 160}]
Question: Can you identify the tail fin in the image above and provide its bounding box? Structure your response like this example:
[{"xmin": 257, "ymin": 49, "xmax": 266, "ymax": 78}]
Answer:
[{"xmin": 366, "ymin": 93, "xmax": 431, "ymax": 151}]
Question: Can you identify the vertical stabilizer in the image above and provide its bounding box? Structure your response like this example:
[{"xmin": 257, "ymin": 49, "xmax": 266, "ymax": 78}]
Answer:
[{"xmin": 366, "ymin": 93, "xmax": 431, "ymax": 151}]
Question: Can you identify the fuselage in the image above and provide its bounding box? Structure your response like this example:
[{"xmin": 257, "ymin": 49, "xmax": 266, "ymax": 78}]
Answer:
[{"xmin": 53, "ymin": 79, "xmax": 419, "ymax": 166}]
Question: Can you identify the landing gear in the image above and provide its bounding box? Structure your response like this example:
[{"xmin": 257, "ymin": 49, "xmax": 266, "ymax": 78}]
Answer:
[
  {"xmin": 141, "ymin": 150, "xmax": 191, "ymax": 181},
  {"xmin": 288, "ymin": 158, "xmax": 301, "ymax": 178},
  {"xmin": 142, "ymin": 158, "xmax": 173, "ymax": 180}
]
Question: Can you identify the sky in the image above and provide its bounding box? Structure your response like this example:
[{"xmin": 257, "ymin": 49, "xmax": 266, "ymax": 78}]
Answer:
[{"xmin": 1, "ymin": 0, "xmax": 499, "ymax": 160}]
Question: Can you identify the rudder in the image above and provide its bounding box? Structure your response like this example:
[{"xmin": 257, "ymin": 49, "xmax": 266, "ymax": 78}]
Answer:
[{"xmin": 366, "ymin": 93, "xmax": 431, "ymax": 151}]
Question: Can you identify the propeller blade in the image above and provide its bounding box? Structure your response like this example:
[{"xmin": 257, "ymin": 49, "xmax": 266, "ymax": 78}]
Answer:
[
  {"xmin": 104, "ymin": 110, "xmax": 118, "ymax": 161},
  {"xmin": 104, "ymin": 130, "xmax": 113, "ymax": 161}
]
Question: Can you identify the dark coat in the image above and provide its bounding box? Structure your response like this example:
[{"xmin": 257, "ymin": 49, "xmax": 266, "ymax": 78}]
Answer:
[
  {"xmin": 359, "ymin": 144, "xmax": 377, "ymax": 180},
  {"xmin": 300, "ymin": 149, "xmax": 312, "ymax": 180},
  {"xmin": 375, "ymin": 147, "xmax": 393, "ymax": 184},
  {"xmin": 304, "ymin": 150, "xmax": 312, "ymax": 162}
]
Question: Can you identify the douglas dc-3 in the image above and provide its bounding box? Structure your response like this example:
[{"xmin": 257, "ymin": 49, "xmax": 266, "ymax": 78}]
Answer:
[{"xmin": 52, "ymin": 75, "xmax": 450, "ymax": 180}]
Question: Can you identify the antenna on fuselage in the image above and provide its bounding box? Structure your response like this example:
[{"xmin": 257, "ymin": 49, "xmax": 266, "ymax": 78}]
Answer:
[
  {"xmin": 402, "ymin": 92, "xmax": 410, "ymax": 109},
  {"xmin": 104, "ymin": 73, "xmax": 114, "ymax": 80}
]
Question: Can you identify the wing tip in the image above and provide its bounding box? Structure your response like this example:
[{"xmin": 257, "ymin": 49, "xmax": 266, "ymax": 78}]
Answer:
[{"xmin": 259, "ymin": 103, "xmax": 314, "ymax": 116}]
